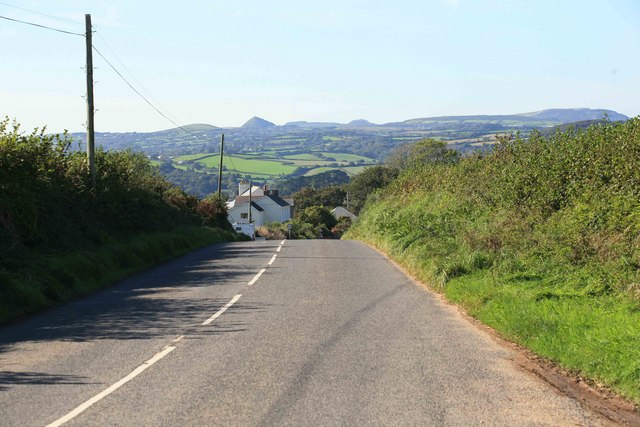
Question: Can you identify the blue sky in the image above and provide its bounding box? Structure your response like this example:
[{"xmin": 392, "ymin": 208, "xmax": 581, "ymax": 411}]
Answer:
[{"xmin": 1, "ymin": 0, "xmax": 639, "ymax": 132}]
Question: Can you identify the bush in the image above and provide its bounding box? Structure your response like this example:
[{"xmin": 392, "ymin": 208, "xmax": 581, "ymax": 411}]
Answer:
[
  {"xmin": 0, "ymin": 119, "xmax": 231, "ymax": 261},
  {"xmin": 347, "ymin": 118, "xmax": 640, "ymax": 402}
]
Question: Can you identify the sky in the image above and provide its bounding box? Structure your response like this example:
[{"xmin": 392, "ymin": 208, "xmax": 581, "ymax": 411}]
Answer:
[{"xmin": 1, "ymin": 0, "xmax": 639, "ymax": 132}]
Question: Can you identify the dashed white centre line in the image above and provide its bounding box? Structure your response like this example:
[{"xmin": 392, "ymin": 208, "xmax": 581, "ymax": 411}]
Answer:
[
  {"xmin": 46, "ymin": 346, "xmax": 176, "ymax": 427},
  {"xmin": 248, "ymin": 268, "xmax": 266, "ymax": 286},
  {"xmin": 47, "ymin": 241, "xmax": 285, "ymax": 426},
  {"xmin": 202, "ymin": 294, "xmax": 242, "ymax": 325}
]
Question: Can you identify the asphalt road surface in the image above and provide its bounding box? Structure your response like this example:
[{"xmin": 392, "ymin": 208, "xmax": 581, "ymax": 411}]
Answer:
[{"xmin": 0, "ymin": 240, "xmax": 608, "ymax": 426}]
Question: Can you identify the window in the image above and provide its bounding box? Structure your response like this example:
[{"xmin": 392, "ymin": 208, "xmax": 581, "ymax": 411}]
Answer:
[{"xmin": 240, "ymin": 213, "xmax": 248, "ymax": 219}]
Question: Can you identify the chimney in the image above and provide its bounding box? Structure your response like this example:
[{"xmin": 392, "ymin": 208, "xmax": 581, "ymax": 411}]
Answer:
[{"xmin": 238, "ymin": 181, "xmax": 250, "ymax": 196}]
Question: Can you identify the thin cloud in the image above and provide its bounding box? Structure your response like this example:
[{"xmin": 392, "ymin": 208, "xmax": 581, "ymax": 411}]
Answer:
[{"xmin": 443, "ymin": 0, "xmax": 460, "ymax": 8}]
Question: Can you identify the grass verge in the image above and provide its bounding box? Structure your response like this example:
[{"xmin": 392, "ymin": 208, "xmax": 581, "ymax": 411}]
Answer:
[
  {"xmin": 0, "ymin": 226, "xmax": 241, "ymax": 324},
  {"xmin": 347, "ymin": 211, "xmax": 640, "ymax": 405}
]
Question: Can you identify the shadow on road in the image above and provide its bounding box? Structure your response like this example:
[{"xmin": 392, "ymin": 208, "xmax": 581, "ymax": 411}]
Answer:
[
  {"xmin": 0, "ymin": 242, "xmax": 271, "ymax": 352},
  {"xmin": 0, "ymin": 371, "xmax": 94, "ymax": 391}
]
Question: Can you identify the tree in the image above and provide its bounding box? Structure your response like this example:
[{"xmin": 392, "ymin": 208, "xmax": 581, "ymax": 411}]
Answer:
[
  {"xmin": 385, "ymin": 138, "xmax": 459, "ymax": 170},
  {"xmin": 293, "ymin": 186, "xmax": 346, "ymax": 214},
  {"xmin": 347, "ymin": 165, "xmax": 399, "ymax": 214},
  {"xmin": 299, "ymin": 206, "xmax": 337, "ymax": 231}
]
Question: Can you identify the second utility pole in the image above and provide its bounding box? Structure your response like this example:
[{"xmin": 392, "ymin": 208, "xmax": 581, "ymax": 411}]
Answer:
[
  {"xmin": 85, "ymin": 13, "xmax": 95, "ymax": 184},
  {"xmin": 217, "ymin": 134, "xmax": 224, "ymax": 197}
]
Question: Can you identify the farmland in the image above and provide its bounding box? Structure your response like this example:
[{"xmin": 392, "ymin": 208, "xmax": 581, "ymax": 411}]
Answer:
[
  {"xmin": 169, "ymin": 147, "xmax": 377, "ymax": 181},
  {"xmin": 72, "ymin": 108, "xmax": 629, "ymax": 197}
]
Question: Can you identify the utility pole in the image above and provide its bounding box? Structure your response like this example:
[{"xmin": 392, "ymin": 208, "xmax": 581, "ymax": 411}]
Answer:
[
  {"xmin": 217, "ymin": 133, "xmax": 224, "ymax": 197},
  {"xmin": 248, "ymin": 181, "xmax": 252, "ymax": 224},
  {"xmin": 85, "ymin": 13, "xmax": 95, "ymax": 184}
]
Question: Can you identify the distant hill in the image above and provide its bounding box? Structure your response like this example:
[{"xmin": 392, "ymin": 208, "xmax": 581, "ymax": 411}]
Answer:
[
  {"xmin": 539, "ymin": 119, "xmax": 617, "ymax": 136},
  {"xmin": 283, "ymin": 121, "xmax": 342, "ymax": 128},
  {"xmin": 519, "ymin": 108, "xmax": 627, "ymax": 123},
  {"xmin": 241, "ymin": 116, "xmax": 276, "ymax": 129},
  {"xmin": 169, "ymin": 123, "xmax": 219, "ymax": 132},
  {"xmin": 346, "ymin": 119, "xmax": 377, "ymax": 127},
  {"xmin": 387, "ymin": 108, "xmax": 629, "ymax": 128},
  {"xmin": 69, "ymin": 107, "xmax": 630, "ymax": 166}
]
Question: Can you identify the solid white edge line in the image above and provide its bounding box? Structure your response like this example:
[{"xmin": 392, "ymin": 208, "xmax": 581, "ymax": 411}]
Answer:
[
  {"xmin": 268, "ymin": 254, "xmax": 277, "ymax": 265},
  {"xmin": 247, "ymin": 268, "xmax": 266, "ymax": 286},
  {"xmin": 202, "ymin": 294, "xmax": 242, "ymax": 325},
  {"xmin": 46, "ymin": 346, "xmax": 176, "ymax": 427}
]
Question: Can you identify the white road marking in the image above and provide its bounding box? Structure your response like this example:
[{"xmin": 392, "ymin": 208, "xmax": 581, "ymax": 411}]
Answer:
[
  {"xmin": 248, "ymin": 268, "xmax": 266, "ymax": 286},
  {"xmin": 202, "ymin": 294, "xmax": 242, "ymax": 325},
  {"xmin": 268, "ymin": 254, "xmax": 277, "ymax": 265},
  {"xmin": 280, "ymin": 240, "xmax": 286, "ymax": 245},
  {"xmin": 172, "ymin": 335, "xmax": 184, "ymax": 343},
  {"xmin": 46, "ymin": 346, "xmax": 176, "ymax": 427},
  {"xmin": 276, "ymin": 245, "xmax": 282, "ymax": 252}
]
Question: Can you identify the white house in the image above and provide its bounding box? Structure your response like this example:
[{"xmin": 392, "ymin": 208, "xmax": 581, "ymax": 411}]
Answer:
[
  {"xmin": 331, "ymin": 206, "xmax": 357, "ymax": 221},
  {"xmin": 227, "ymin": 183, "xmax": 293, "ymax": 227}
]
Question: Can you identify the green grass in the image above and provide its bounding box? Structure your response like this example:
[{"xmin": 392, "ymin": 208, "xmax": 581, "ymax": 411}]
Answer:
[
  {"xmin": 0, "ymin": 227, "xmax": 242, "ymax": 324},
  {"xmin": 174, "ymin": 152, "xmax": 217, "ymax": 162},
  {"xmin": 348, "ymin": 196, "xmax": 640, "ymax": 403},
  {"xmin": 171, "ymin": 149, "xmax": 375, "ymax": 179},
  {"xmin": 304, "ymin": 167, "xmax": 335, "ymax": 176},
  {"xmin": 340, "ymin": 166, "xmax": 369, "ymax": 176},
  {"xmin": 322, "ymin": 152, "xmax": 371, "ymax": 162},
  {"xmin": 346, "ymin": 120, "xmax": 640, "ymax": 403},
  {"xmin": 303, "ymin": 165, "xmax": 371, "ymax": 177},
  {"xmin": 446, "ymin": 272, "xmax": 640, "ymax": 401},
  {"xmin": 283, "ymin": 153, "xmax": 324, "ymax": 161},
  {"xmin": 177, "ymin": 154, "xmax": 298, "ymax": 176}
]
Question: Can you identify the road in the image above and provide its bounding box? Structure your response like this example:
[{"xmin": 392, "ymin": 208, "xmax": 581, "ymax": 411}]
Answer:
[{"xmin": 0, "ymin": 240, "xmax": 607, "ymax": 426}]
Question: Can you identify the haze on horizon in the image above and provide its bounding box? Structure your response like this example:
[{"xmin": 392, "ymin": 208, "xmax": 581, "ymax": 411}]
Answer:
[{"xmin": 1, "ymin": 0, "xmax": 639, "ymax": 133}]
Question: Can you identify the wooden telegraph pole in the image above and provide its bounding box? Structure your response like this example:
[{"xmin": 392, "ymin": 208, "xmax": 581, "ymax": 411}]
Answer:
[
  {"xmin": 248, "ymin": 181, "xmax": 252, "ymax": 224},
  {"xmin": 85, "ymin": 13, "xmax": 95, "ymax": 184},
  {"xmin": 217, "ymin": 134, "xmax": 224, "ymax": 197}
]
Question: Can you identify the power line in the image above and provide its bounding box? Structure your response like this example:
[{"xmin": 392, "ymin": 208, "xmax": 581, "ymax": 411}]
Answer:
[
  {"xmin": 0, "ymin": 14, "xmax": 83, "ymax": 36},
  {"xmin": 0, "ymin": 1, "xmax": 82, "ymax": 25},
  {"xmin": 91, "ymin": 45, "xmax": 201, "ymax": 140},
  {"xmin": 2, "ymin": 6, "xmax": 214, "ymax": 166},
  {"xmin": 93, "ymin": 29, "xmax": 183, "ymax": 127}
]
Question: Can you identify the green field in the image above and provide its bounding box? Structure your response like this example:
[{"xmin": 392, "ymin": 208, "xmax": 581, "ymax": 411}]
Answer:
[
  {"xmin": 169, "ymin": 148, "xmax": 377, "ymax": 179},
  {"xmin": 304, "ymin": 165, "xmax": 370, "ymax": 177},
  {"xmin": 283, "ymin": 153, "xmax": 324, "ymax": 161}
]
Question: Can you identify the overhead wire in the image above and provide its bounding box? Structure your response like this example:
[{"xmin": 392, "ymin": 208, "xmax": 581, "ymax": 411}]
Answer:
[
  {"xmin": 91, "ymin": 29, "xmax": 226, "ymax": 176},
  {"xmin": 0, "ymin": 1, "xmax": 82, "ymax": 25},
  {"xmin": 91, "ymin": 45, "xmax": 201, "ymax": 140},
  {"xmin": 0, "ymin": 14, "xmax": 83, "ymax": 36},
  {"xmin": 2, "ymin": 3, "xmax": 221, "ymax": 174},
  {"xmin": 93, "ymin": 28, "xmax": 184, "ymax": 128}
]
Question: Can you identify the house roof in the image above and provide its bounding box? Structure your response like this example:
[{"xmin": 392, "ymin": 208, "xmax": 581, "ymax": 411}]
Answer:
[
  {"xmin": 266, "ymin": 194, "xmax": 291, "ymax": 207},
  {"xmin": 239, "ymin": 185, "xmax": 264, "ymax": 197},
  {"xmin": 233, "ymin": 194, "xmax": 292, "ymax": 208},
  {"xmin": 251, "ymin": 201, "xmax": 265, "ymax": 212},
  {"xmin": 331, "ymin": 206, "xmax": 357, "ymax": 218},
  {"xmin": 228, "ymin": 200, "xmax": 264, "ymax": 212}
]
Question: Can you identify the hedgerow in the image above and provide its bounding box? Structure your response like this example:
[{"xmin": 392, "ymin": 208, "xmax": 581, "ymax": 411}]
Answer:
[{"xmin": 347, "ymin": 119, "xmax": 640, "ymax": 401}]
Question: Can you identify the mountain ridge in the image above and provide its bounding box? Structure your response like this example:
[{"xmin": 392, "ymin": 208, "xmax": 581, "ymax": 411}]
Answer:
[{"xmin": 241, "ymin": 116, "xmax": 276, "ymax": 129}]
